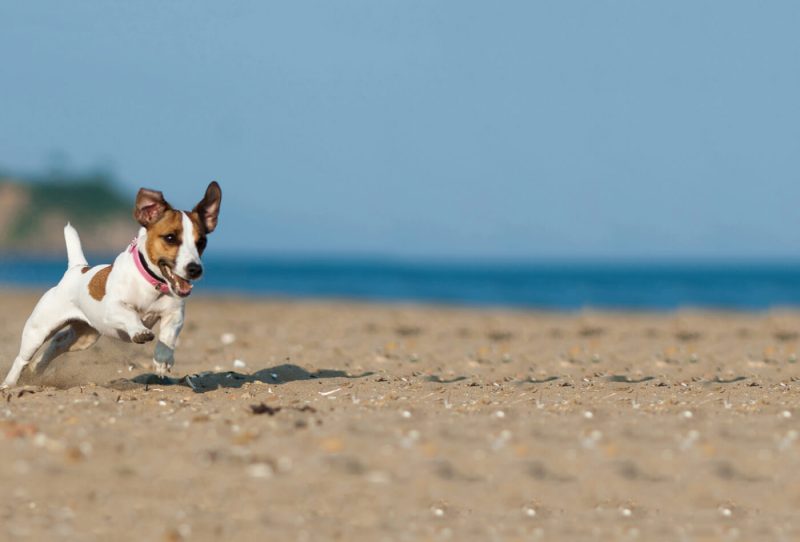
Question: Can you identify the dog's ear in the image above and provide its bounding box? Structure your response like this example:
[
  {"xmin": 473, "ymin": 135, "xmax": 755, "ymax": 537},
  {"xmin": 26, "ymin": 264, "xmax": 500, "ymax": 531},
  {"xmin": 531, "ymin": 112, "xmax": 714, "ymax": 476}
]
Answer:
[
  {"xmin": 134, "ymin": 188, "xmax": 171, "ymax": 226},
  {"xmin": 193, "ymin": 181, "xmax": 222, "ymax": 233}
]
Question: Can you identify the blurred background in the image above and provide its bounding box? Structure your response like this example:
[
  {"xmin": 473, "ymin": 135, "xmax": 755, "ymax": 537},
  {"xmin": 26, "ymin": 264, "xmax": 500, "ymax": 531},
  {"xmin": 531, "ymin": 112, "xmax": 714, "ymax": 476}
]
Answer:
[{"xmin": 2, "ymin": 1, "xmax": 800, "ymax": 309}]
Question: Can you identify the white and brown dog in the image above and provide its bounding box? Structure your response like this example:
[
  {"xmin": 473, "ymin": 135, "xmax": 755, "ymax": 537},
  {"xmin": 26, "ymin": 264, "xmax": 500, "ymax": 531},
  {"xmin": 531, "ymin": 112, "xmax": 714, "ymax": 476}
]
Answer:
[{"xmin": 1, "ymin": 182, "xmax": 221, "ymax": 388}]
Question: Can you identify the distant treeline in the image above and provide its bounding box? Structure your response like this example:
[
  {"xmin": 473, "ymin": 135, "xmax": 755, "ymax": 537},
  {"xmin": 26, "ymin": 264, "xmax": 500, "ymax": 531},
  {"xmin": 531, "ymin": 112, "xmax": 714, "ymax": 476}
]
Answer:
[{"xmin": 0, "ymin": 167, "xmax": 133, "ymax": 254}]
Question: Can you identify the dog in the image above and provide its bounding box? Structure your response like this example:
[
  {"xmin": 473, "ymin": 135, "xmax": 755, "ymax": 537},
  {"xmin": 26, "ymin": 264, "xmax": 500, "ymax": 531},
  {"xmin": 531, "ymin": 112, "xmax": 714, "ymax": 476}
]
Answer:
[{"xmin": 1, "ymin": 181, "xmax": 221, "ymax": 388}]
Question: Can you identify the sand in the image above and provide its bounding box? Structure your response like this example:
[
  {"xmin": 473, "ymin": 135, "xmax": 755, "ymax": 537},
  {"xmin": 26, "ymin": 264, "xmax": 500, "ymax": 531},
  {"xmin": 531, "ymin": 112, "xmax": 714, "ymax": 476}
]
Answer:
[{"xmin": 1, "ymin": 288, "xmax": 799, "ymax": 541}]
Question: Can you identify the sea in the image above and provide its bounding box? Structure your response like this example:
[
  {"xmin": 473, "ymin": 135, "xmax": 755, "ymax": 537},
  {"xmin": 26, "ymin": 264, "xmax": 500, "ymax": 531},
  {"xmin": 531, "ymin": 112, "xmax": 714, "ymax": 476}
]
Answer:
[{"xmin": 2, "ymin": 256, "xmax": 800, "ymax": 310}]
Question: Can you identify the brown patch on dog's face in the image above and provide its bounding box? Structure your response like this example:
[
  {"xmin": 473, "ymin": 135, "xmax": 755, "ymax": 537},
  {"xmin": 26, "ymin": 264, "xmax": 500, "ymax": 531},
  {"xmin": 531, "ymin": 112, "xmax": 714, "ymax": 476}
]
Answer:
[
  {"xmin": 187, "ymin": 211, "xmax": 208, "ymax": 254},
  {"xmin": 88, "ymin": 265, "xmax": 113, "ymax": 301},
  {"xmin": 81, "ymin": 266, "xmax": 90, "ymax": 274},
  {"xmin": 144, "ymin": 210, "xmax": 184, "ymax": 266}
]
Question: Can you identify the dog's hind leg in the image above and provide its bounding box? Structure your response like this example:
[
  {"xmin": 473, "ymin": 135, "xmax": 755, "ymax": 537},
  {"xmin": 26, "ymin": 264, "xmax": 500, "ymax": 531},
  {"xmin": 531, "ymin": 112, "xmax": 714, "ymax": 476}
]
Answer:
[
  {"xmin": 32, "ymin": 321, "xmax": 100, "ymax": 376},
  {"xmin": 1, "ymin": 287, "xmax": 84, "ymax": 388}
]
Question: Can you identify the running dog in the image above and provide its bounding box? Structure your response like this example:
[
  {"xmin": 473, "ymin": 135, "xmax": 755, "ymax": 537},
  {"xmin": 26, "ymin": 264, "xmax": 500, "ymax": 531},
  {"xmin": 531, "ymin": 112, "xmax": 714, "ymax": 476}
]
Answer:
[{"xmin": 1, "ymin": 181, "xmax": 222, "ymax": 387}]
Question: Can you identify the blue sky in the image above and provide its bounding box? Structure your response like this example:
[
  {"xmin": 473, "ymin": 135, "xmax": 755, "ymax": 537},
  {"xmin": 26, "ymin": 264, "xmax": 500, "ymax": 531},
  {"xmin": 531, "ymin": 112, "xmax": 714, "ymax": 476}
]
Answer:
[{"xmin": 2, "ymin": 1, "xmax": 800, "ymax": 260}]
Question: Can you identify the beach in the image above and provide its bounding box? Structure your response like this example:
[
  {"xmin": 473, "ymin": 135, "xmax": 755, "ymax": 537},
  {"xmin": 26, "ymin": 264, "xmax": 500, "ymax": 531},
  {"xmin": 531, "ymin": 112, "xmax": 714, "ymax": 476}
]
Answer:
[{"xmin": 1, "ymin": 288, "xmax": 799, "ymax": 541}]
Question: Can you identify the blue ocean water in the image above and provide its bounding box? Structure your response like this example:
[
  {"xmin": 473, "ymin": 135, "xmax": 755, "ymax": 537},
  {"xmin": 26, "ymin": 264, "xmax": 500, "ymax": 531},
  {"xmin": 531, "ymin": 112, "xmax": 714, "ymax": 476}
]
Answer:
[{"xmin": 2, "ymin": 256, "xmax": 800, "ymax": 310}]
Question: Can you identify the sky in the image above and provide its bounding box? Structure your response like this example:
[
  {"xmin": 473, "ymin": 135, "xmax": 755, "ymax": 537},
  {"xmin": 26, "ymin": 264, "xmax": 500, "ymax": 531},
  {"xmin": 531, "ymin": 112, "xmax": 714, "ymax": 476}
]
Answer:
[{"xmin": 1, "ymin": 1, "xmax": 800, "ymax": 261}]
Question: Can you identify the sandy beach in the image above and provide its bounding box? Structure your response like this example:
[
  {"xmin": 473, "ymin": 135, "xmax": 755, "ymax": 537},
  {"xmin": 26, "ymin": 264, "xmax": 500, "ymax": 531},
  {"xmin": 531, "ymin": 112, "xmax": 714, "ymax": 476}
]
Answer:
[{"xmin": 1, "ymin": 288, "xmax": 799, "ymax": 541}]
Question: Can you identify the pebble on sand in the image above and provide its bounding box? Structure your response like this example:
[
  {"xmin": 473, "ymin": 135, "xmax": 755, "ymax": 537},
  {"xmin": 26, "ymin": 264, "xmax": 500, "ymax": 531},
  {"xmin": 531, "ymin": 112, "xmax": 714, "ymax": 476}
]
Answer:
[
  {"xmin": 523, "ymin": 505, "xmax": 537, "ymax": 517},
  {"xmin": 247, "ymin": 463, "xmax": 274, "ymax": 479}
]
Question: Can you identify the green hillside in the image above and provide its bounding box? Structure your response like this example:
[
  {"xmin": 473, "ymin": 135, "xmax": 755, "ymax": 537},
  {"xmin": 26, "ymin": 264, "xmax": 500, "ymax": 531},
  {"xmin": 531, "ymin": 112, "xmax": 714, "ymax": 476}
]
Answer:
[{"xmin": 0, "ymin": 169, "xmax": 134, "ymax": 253}]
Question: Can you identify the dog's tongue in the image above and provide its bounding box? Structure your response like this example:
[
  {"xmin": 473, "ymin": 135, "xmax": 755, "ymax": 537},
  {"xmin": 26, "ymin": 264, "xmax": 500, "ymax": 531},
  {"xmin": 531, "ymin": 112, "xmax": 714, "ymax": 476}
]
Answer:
[
  {"xmin": 174, "ymin": 276, "xmax": 193, "ymax": 297},
  {"xmin": 158, "ymin": 263, "xmax": 193, "ymax": 297}
]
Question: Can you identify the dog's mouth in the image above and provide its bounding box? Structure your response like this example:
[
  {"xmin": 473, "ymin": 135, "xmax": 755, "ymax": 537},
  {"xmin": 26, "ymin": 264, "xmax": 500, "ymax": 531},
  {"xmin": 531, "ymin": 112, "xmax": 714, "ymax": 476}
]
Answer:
[{"xmin": 158, "ymin": 262, "xmax": 193, "ymax": 297}]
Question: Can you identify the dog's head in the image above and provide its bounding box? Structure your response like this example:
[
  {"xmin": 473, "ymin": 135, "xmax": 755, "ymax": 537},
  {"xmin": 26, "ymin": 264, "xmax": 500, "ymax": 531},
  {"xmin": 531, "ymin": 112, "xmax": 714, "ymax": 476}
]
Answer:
[{"xmin": 133, "ymin": 181, "xmax": 222, "ymax": 297}]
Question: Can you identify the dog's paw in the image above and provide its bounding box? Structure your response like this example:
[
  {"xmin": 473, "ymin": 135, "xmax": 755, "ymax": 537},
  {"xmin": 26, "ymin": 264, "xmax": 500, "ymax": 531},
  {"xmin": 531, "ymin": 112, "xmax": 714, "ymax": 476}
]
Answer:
[
  {"xmin": 132, "ymin": 330, "xmax": 156, "ymax": 344},
  {"xmin": 152, "ymin": 358, "xmax": 173, "ymax": 376}
]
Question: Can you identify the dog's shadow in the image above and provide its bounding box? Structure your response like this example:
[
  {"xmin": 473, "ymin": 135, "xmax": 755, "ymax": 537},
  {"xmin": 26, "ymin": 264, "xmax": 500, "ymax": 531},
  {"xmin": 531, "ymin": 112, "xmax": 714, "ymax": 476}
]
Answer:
[{"xmin": 107, "ymin": 364, "xmax": 374, "ymax": 393}]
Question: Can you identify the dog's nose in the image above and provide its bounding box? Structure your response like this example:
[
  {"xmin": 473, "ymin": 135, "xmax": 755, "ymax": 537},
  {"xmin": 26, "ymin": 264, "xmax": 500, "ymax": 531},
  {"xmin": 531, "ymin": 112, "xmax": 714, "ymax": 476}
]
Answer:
[{"xmin": 186, "ymin": 262, "xmax": 203, "ymax": 280}]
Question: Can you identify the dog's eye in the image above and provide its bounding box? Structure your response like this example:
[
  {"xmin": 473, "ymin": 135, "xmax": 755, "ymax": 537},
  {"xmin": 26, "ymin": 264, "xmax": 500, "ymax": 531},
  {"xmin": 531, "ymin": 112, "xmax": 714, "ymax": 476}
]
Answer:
[
  {"xmin": 196, "ymin": 237, "xmax": 207, "ymax": 251},
  {"xmin": 163, "ymin": 234, "xmax": 179, "ymax": 245}
]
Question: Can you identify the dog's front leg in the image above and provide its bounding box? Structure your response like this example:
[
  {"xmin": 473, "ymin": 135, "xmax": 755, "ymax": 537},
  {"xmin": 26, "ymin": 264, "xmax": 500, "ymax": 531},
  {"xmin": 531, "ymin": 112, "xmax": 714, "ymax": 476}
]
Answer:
[
  {"xmin": 105, "ymin": 302, "xmax": 155, "ymax": 344},
  {"xmin": 153, "ymin": 306, "xmax": 184, "ymax": 376}
]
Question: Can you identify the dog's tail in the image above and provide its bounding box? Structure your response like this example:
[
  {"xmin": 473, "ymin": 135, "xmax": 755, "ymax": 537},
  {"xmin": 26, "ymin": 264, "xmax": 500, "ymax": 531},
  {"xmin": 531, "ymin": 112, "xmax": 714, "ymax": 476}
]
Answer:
[{"xmin": 64, "ymin": 223, "xmax": 88, "ymax": 268}]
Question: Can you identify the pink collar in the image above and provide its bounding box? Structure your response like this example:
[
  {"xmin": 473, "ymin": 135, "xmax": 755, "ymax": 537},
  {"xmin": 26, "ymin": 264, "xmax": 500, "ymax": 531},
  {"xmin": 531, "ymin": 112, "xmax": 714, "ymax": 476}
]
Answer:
[{"xmin": 129, "ymin": 239, "xmax": 171, "ymax": 295}]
